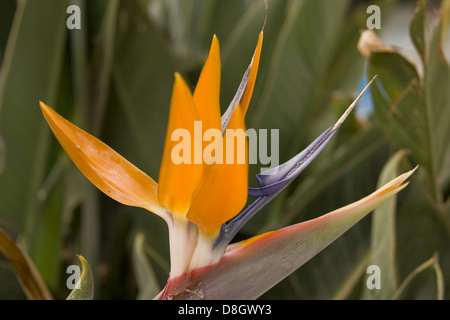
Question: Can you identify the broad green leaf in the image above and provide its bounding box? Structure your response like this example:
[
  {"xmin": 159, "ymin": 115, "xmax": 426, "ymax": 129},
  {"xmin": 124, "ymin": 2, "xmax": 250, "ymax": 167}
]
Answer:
[
  {"xmin": 208, "ymin": 0, "xmax": 259, "ymax": 46},
  {"xmin": 144, "ymin": 0, "xmax": 256, "ymax": 66},
  {"xmin": 30, "ymin": 162, "xmax": 65, "ymax": 288},
  {"xmin": 392, "ymin": 254, "xmax": 444, "ymax": 300},
  {"xmin": 67, "ymin": 255, "xmax": 94, "ymax": 300},
  {"xmin": 424, "ymin": 19, "xmax": 450, "ymax": 194},
  {"xmin": 0, "ymin": 226, "xmax": 52, "ymax": 300},
  {"xmin": 0, "ymin": 0, "xmax": 67, "ymax": 230},
  {"xmin": 132, "ymin": 233, "xmax": 161, "ymax": 300},
  {"xmin": 0, "ymin": 0, "xmax": 68, "ymax": 288},
  {"xmin": 89, "ymin": 0, "xmax": 120, "ymax": 135},
  {"xmin": 368, "ymin": 52, "xmax": 425, "ymax": 166},
  {"xmin": 166, "ymin": 0, "xmax": 218, "ymax": 62},
  {"xmin": 365, "ymin": 0, "xmax": 450, "ymax": 299},
  {"xmin": 362, "ymin": 150, "xmax": 409, "ymax": 299},
  {"xmin": 111, "ymin": 0, "xmax": 174, "ymax": 176},
  {"xmin": 409, "ymin": 0, "xmax": 426, "ymax": 62},
  {"xmin": 395, "ymin": 178, "xmax": 450, "ymax": 298},
  {"xmin": 368, "ymin": 1, "xmax": 450, "ymax": 212},
  {"xmin": 160, "ymin": 168, "xmax": 415, "ymax": 299}
]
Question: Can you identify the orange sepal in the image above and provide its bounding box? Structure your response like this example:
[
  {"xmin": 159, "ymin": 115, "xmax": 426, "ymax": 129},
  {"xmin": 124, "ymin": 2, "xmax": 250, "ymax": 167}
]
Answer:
[
  {"xmin": 193, "ymin": 34, "xmax": 222, "ymax": 133},
  {"xmin": 187, "ymin": 106, "xmax": 248, "ymax": 235},
  {"xmin": 157, "ymin": 73, "xmax": 203, "ymax": 217},
  {"xmin": 40, "ymin": 101, "xmax": 166, "ymax": 218}
]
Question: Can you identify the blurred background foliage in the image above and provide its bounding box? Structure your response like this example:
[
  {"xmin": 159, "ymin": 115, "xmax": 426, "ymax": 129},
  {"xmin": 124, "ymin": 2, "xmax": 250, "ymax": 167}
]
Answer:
[{"xmin": 0, "ymin": 0, "xmax": 449, "ymax": 300}]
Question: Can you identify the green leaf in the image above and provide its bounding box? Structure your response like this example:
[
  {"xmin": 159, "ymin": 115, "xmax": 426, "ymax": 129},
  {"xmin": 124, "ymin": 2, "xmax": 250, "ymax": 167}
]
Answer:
[
  {"xmin": 0, "ymin": 0, "xmax": 67, "ymax": 227},
  {"xmin": 132, "ymin": 233, "xmax": 162, "ymax": 300},
  {"xmin": 66, "ymin": 255, "xmax": 94, "ymax": 300},
  {"xmin": 393, "ymin": 253, "xmax": 444, "ymax": 300},
  {"xmin": 394, "ymin": 177, "xmax": 450, "ymax": 298},
  {"xmin": 111, "ymin": 0, "xmax": 175, "ymax": 176},
  {"xmin": 364, "ymin": 0, "xmax": 450, "ymax": 299},
  {"xmin": 368, "ymin": 51, "xmax": 425, "ymax": 161},
  {"xmin": 368, "ymin": 1, "xmax": 450, "ymax": 232},
  {"xmin": 409, "ymin": 0, "xmax": 426, "ymax": 62},
  {"xmin": 362, "ymin": 150, "xmax": 409, "ymax": 299},
  {"xmin": 30, "ymin": 162, "xmax": 65, "ymax": 288},
  {"xmin": 424, "ymin": 19, "xmax": 450, "ymax": 194},
  {"xmin": 0, "ymin": 0, "xmax": 68, "ymax": 288},
  {"xmin": 0, "ymin": 226, "xmax": 52, "ymax": 300},
  {"xmin": 89, "ymin": 0, "xmax": 120, "ymax": 135},
  {"xmin": 161, "ymin": 168, "xmax": 415, "ymax": 299}
]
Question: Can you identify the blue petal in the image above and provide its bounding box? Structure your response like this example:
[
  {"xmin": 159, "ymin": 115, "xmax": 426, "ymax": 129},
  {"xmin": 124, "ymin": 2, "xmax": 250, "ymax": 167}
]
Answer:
[
  {"xmin": 216, "ymin": 126, "xmax": 336, "ymax": 248},
  {"xmin": 248, "ymin": 126, "xmax": 334, "ymax": 196},
  {"xmin": 221, "ymin": 69, "xmax": 250, "ymax": 133}
]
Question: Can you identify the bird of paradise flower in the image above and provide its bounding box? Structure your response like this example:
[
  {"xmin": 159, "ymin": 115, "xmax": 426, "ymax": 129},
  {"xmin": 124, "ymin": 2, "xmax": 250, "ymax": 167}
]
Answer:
[{"xmin": 40, "ymin": 24, "xmax": 415, "ymax": 300}]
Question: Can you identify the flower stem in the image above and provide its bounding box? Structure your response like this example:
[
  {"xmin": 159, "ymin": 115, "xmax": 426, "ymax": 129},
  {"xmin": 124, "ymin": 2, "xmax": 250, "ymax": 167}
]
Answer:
[{"xmin": 168, "ymin": 217, "xmax": 196, "ymax": 277}]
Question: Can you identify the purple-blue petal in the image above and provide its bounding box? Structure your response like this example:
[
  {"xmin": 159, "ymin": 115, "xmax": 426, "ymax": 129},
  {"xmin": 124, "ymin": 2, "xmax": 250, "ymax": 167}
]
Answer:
[{"xmin": 215, "ymin": 125, "xmax": 340, "ymax": 249}]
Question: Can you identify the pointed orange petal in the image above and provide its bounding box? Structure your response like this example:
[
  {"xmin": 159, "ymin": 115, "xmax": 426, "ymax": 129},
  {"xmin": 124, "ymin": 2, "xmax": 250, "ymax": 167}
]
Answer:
[
  {"xmin": 40, "ymin": 101, "xmax": 167, "ymax": 219},
  {"xmin": 187, "ymin": 106, "xmax": 248, "ymax": 235},
  {"xmin": 240, "ymin": 31, "xmax": 263, "ymax": 116},
  {"xmin": 157, "ymin": 73, "xmax": 203, "ymax": 217},
  {"xmin": 193, "ymin": 35, "xmax": 222, "ymax": 132}
]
